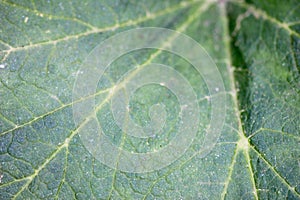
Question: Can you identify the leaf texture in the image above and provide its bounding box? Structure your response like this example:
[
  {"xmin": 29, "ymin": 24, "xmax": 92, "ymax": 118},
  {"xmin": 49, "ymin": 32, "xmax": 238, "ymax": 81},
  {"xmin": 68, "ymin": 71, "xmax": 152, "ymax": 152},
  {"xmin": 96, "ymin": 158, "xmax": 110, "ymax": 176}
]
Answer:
[{"xmin": 0, "ymin": 0, "xmax": 299, "ymax": 199}]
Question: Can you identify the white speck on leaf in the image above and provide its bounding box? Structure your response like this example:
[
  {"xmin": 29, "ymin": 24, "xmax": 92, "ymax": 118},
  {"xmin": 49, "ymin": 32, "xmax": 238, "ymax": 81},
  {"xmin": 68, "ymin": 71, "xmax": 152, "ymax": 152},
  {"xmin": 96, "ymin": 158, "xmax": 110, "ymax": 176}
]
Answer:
[
  {"xmin": 24, "ymin": 17, "xmax": 28, "ymax": 23},
  {"xmin": 50, "ymin": 94, "xmax": 59, "ymax": 102},
  {"xmin": 110, "ymin": 86, "xmax": 116, "ymax": 94},
  {"xmin": 181, "ymin": 104, "xmax": 188, "ymax": 110},
  {"xmin": 76, "ymin": 70, "xmax": 83, "ymax": 76},
  {"xmin": 0, "ymin": 174, "xmax": 3, "ymax": 183},
  {"xmin": 0, "ymin": 64, "xmax": 7, "ymax": 69},
  {"xmin": 204, "ymin": 95, "xmax": 210, "ymax": 101}
]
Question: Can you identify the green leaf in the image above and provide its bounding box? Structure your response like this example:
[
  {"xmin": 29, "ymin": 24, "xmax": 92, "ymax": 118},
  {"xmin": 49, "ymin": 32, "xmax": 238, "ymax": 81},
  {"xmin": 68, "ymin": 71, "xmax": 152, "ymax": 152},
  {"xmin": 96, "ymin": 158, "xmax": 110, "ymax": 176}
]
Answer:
[{"xmin": 0, "ymin": 0, "xmax": 299, "ymax": 199}]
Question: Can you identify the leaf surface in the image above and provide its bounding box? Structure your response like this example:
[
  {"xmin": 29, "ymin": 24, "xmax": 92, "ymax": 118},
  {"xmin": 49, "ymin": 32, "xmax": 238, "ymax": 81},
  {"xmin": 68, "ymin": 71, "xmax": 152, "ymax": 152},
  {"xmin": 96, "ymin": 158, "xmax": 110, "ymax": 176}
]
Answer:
[{"xmin": 0, "ymin": 0, "xmax": 299, "ymax": 199}]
